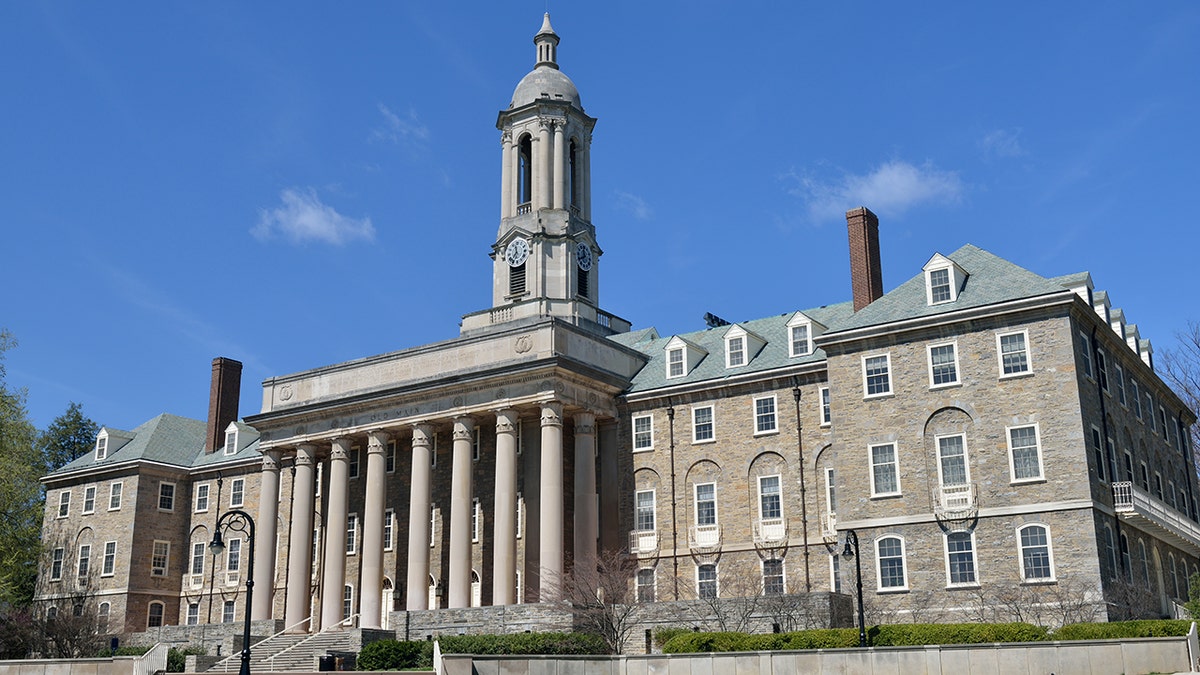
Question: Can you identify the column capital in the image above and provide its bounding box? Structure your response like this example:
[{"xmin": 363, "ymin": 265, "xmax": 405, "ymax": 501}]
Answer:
[
  {"xmin": 412, "ymin": 423, "xmax": 435, "ymax": 449},
  {"xmin": 452, "ymin": 416, "xmax": 475, "ymax": 442},
  {"xmin": 261, "ymin": 449, "xmax": 282, "ymax": 472},
  {"xmin": 538, "ymin": 118, "xmax": 555, "ymax": 132},
  {"xmin": 501, "ymin": 129, "xmax": 513, "ymax": 145},
  {"xmin": 367, "ymin": 430, "xmax": 391, "ymax": 454},
  {"xmin": 540, "ymin": 401, "xmax": 563, "ymax": 428},
  {"xmin": 495, "ymin": 408, "xmax": 519, "ymax": 434},
  {"xmin": 330, "ymin": 437, "xmax": 352, "ymax": 460},
  {"xmin": 573, "ymin": 412, "xmax": 596, "ymax": 436},
  {"xmin": 295, "ymin": 443, "xmax": 318, "ymax": 466}
]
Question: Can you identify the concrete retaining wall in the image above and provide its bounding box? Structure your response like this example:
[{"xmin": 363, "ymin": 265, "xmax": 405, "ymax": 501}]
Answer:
[{"xmin": 0, "ymin": 643, "xmax": 167, "ymax": 675}]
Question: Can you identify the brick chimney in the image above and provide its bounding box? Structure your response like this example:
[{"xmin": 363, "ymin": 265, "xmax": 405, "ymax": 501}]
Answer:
[
  {"xmin": 205, "ymin": 357, "xmax": 243, "ymax": 453},
  {"xmin": 846, "ymin": 206, "xmax": 884, "ymax": 311}
]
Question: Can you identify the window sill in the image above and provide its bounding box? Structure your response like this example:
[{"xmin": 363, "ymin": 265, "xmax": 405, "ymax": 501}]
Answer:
[
  {"xmin": 1010, "ymin": 477, "xmax": 1046, "ymax": 486},
  {"xmin": 945, "ymin": 583, "xmax": 980, "ymax": 590},
  {"xmin": 1020, "ymin": 578, "xmax": 1057, "ymax": 586},
  {"xmin": 632, "ymin": 447, "xmax": 654, "ymax": 454},
  {"xmin": 870, "ymin": 492, "xmax": 903, "ymax": 500},
  {"xmin": 864, "ymin": 393, "xmax": 894, "ymax": 401},
  {"xmin": 999, "ymin": 371, "xmax": 1033, "ymax": 381},
  {"xmin": 107, "ymin": 507, "xmax": 121, "ymax": 512},
  {"xmin": 82, "ymin": 510, "xmax": 95, "ymax": 516},
  {"xmin": 692, "ymin": 438, "xmax": 716, "ymax": 446},
  {"xmin": 876, "ymin": 587, "xmax": 909, "ymax": 594},
  {"xmin": 754, "ymin": 429, "xmax": 779, "ymax": 438},
  {"xmin": 929, "ymin": 382, "xmax": 962, "ymax": 391},
  {"xmin": 820, "ymin": 422, "xmax": 831, "ymax": 428}
]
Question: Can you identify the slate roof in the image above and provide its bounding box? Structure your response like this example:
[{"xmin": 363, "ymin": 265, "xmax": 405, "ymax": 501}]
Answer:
[
  {"xmin": 613, "ymin": 243, "xmax": 1084, "ymax": 393},
  {"xmin": 47, "ymin": 413, "xmax": 261, "ymax": 477}
]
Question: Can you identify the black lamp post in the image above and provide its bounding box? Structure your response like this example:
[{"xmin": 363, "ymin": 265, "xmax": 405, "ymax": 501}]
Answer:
[
  {"xmin": 210, "ymin": 509, "xmax": 256, "ymax": 675},
  {"xmin": 841, "ymin": 529, "xmax": 868, "ymax": 648}
]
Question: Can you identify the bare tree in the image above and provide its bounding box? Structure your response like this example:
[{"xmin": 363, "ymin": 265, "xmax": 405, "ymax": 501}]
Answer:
[
  {"xmin": 672, "ymin": 559, "xmax": 764, "ymax": 633},
  {"xmin": 560, "ymin": 549, "xmax": 649, "ymax": 654},
  {"xmin": 1158, "ymin": 322, "xmax": 1200, "ymax": 465}
]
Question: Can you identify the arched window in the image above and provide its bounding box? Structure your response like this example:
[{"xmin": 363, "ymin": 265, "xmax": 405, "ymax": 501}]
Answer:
[
  {"xmin": 98, "ymin": 602, "xmax": 110, "ymax": 633},
  {"xmin": 518, "ymin": 136, "xmax": 533, "ymax": 206},
  {"xmin": 1169, "ymin": 554, "xmax": 1181, "ymax": 600},
  {"xmin": 876, "ymin": 536, "xmax": 908, "ymax": 590},
  {"xmin": 1103, "ymin": 525, "xmax": 1116, "ymax": 579},
  {"xmin": 1119, "ymin": 533, "xmax": 1131, "ymax": 581},
  {"xmin": 147, "ymin": 601, "xmax": 165, "ymax": 628},
  {"xmin": 428, "ymin": 575, "xmax": 438, "ymax": 610},
  {"xmin": 1017, "ymin": 525, "xmax": 1054, "ymax": 581},
  {"xmin": 470, "ymin": 571, "xmax": 482, "ymax": 608}
]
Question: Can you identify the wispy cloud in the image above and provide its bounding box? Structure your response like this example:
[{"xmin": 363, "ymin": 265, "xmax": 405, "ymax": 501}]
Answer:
[
  {"xmin": 614, "ymin": 190, "xmax": 653, "ymax": 220},
  {"xmin": 980, "ymin": 128, "xmax": 1026, "ymax": 159},
  {"xmin": 372, "ymin": 103, "xmax": 430, "ymax": 147},
  {"xmin": 785, "ymin": 160, "xmax": 963, "ymax": 222},
  {"xmin": 252, "ymin": 187, "xmax": 375, "ymax": 245}
]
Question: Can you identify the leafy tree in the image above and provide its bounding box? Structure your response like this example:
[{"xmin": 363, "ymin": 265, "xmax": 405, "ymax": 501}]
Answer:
[
  {"xmin": 38, "ymin": 402, "xmax": 99, "ymax": 474},
  {"xmin": 0, "ymin": 330, "xmax": 42, "ymax": 607}
]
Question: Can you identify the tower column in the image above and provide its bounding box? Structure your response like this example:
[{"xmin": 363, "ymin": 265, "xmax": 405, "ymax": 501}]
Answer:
[
  {"xmin": 537, "ymin": 120, "xmax": 552, "ymax": 210},
  {"xmin": 321, "ymin": 438, "xmax": 351, "ymax": 630},
  {"xmin": 405, "ymin": 424, "xmax": 434, "ymax": 610},
  {"xmin": 539, "ymin": 401, "xmax": 564, "ymax": 600},
  {"xmin": 285, "ymin": 444, "xmax": 317, "ymax": 631},
  {"xmin": 448, "ymin": 417, "xmax": 475, "ymax": 608},
  {"xmin": 573, "ymin": 412, "xmax": 597, "ymax": 577},
  {"xmin": 581, "ymin": 136, "xmax": 592, "ymax": 221},
  {"xmin": 360, "ymin": 430, "xmax": 389, "ymax": 629},
  {"xmin": 552, "ymin": 122, "xmax": 565, "ymax": 209},
  {"xmin": 500, "ymin": 131, "xmax": 513, "ymax": 218},
  {"xmin": 492, "ymin": 409, "xmax": 519, "ymax": 605},
  {"xmin": 252, "ymin": 450, "xmax": 281, "ymax": 621}
]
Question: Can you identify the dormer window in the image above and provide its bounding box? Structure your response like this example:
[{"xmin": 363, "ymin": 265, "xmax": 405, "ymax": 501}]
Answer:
[
  {"xmin": 727, "ymin": 336, "xmax": 745, "ymax": 367},
  {"xmin": 667, "ymin": 347, "xmax": 685, "ymax": 378},
  {"xmin": 664, "ymin": 336, "xmax": 707, "ymax": 379},
  {"xmin": 786, "ymin": 312, "xmax": 824, "ymax": 358},
  {"xmin": 95, "ymin": 434, "xmax": 108, "ymax": 461},
  {"xmin": 923, "ymin": 254, "xmax": 967, "ymax": 306},
  {"xmin": 224, "ymin": 425, "xmax": 238, "ymax": 456},
  {"xmin": 723, "ymin": 325, "xmax": 766, "ymax": 369}
]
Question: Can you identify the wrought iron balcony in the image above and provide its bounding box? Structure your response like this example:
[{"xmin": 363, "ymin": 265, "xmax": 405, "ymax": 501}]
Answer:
[
  {"xmin": 753, "ymin": 517, "xmax": 788, "ymax": 545},
  {"xmin": 1113, "ymin": 481, "xmax": 1200, "ymax": 555},
  {"xmin": 629, "ymin": 530, "xmax": 658, "ymax": 558},
  {"xmin": 934, "ymin": 482, "xmax": 978, "ymax": 520}
]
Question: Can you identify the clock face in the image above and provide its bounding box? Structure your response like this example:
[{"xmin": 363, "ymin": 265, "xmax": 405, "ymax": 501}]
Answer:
[
  {"xmin": 505, "ymin": 239, "xmax": 530, "ymax": 267},
  {"xmin": 575, "ymin": 242, "xmax": 593, "ymax": 271}
]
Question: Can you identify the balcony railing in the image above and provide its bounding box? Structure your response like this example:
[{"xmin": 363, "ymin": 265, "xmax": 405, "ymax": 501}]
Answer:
[
  {"xmin": 753, "ymin": 517, "xmax": 787, "ymax": 545},
  {"xmin": 934, "ymin": 482, "xmax": 978, "ymax": 520},
  {"xmin": 1113, "ymin": 481, "xmax": 1200, "ymax": 555},
  {"xmin": 629, "ymin": 530, "xmax": 658, "ymax": 557},
  {"xmin": 189, "ymin": 574, "xmax": 203, "ymax": 590},
  {"xmin": 689, "ymin": 524, "xmax": 721, "ymax": 551},
  {"xmin": 516, "ymin": 203, "xmax": 532, "ymax": 215}
]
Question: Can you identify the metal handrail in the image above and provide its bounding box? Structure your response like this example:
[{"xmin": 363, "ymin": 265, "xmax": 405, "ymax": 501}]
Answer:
[
  {"xmin": 267, "ymin": 614, "xmax": 359, "ymax": 671},
  {"xmin": 234, "ymin": 615, "xmax": 309, "ymax": 672}
]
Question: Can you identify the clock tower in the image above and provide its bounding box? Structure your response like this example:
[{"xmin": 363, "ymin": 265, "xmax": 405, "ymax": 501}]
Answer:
[{"xmin": 462, "ymin": 14, "xmax": 629, "ymax": 336}]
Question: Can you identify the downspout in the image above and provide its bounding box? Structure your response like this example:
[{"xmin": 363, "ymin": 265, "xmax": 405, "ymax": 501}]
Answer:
[
  {"xmin": 667, "ymin": 400, "xmax": 680, "ymax": 600},
  {"xmin": 792, "ymin": 382, "xmax": 811, "ymax": 592}
]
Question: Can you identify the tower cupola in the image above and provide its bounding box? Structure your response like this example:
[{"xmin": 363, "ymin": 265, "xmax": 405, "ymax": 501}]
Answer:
[{"xmin": 534, "ymin": 13, "xmax": 560, "ymax": 69}]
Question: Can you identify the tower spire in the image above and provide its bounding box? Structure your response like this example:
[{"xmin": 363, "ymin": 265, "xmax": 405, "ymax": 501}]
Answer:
[{"xmin": 534, "ymin": 13, "xmax": 560, "ymax": 70}]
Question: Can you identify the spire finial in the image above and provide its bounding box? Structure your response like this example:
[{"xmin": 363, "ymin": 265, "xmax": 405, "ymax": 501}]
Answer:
[{"xmin": 534, "ymin": 13, "xmax": 560, "ymax": 70}]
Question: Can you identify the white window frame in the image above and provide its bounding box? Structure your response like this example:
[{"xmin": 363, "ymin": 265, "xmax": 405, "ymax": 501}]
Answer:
[
  {"xmin": 227, "ymin": 537, "xmax": 242, "ymax": 572},
  {"xmin": 926, "ymin": 266, "xmax": 955, "ymax": 305},
  {"xmin": 875, "ymin": 535, "xmax": 909, "ymax": 592},
  {"xmin": 819, "ymin": 386, "xmax": 831, "ymax": 426},
  {"xmin": 472, "ymin": 498, "xmax": 481, "ymax": 543},
  {"xmin": 346, "ymin": 513, "xmax": 358, "ymax": 555},
  {"xmin": 186, "ymin": 603, "xmax": 199, "ymax": 626},
  {"xmin": 151, "ymin": 540, "xmax": 170, "ymax": 577},
  {"xmin": 694, "ymin": 482, "xmax": 718, "ymax": 527},
  {"xmin": 762, "ymin": 558, "xmax": 786, "ymax": 595},
  {"xmin": 789, "ymin": 323, "xmax": 812, "ymax": 357},
  {"xmin": 1096, "ymin": 348, "xmax": 1110, "ymax": 392},
  {"xmin": 82, "ymin": 485, "xmax": 96, "ymax": 515},
  {"xmin": 1079, "ymin": 331, "xmax": 1094, "ymax": 379},
  {"xmin": 95, "ymin": 434, "xmax": 108, "ymax": 461},
  {"xmin": 758, "ymin": 474, "xmax": 782, "ymax": 520},
  {"xmin": 1017, "ymin": 524, "xmax": 1056, "ymax": 582},
  {"xmin": 516, "ymin": 493, "xmax": 524, "ymax": 539},
  {"xmin": 862, "ymin": 353, "xmax": 893, "ymax": 398},
  {"xmin": 430, "ymin": 506, "xmax": 436, "ymax": 548},
  {"xmin": 101, "ymin": 541, "xmax": 116, "ymax": 577},
  {"xmin": 869, "ymin": 442, "xmax": 901, "ymax": 497},
  {"xmin": 927, "ymin": 341, "xmax": 960, "ymax": 388},
  {"xmin": 632, "ymin": 414, "xmax": 654, "ymax": 452},
  {"xmin": 996, "ymin": 330, "xmax": 1031, "ymax": 378},
  {"xmin": 935, "ymin": 433, "xmax": 970, "ymax": 487},
  {"xmin": 472, "ymin": 428, "xmax": 481, "ymax": 462},
  {"xmin": 147, "ymin": 602, "xmax": 165, "ymax": 629},
  {"xmin": 692, "ymin": 406, "xmax": 715, "ymax": 444},
  {"xmin": 190, "ymin": 541, "xmax": 206, "ymax": 575},
  {"xmin": 636, "ymin": 568, "xmax": 656, "ymax": 603},
  {"xmin": 194, "ymin": 483, "xmax": 210, "ymax": 513},
  {"xmin": 1007, "ymin": 423, "xmax": 1045, "ymax": 483},
  {"xmin": 635, "ymin": 489, "xmax": 656, "ymax": 532},
  {"xmin": 77, "ymin": 543, "xmax": 91, "ymax": 579},
  {"xmin": 726, "ymin": 335, "xmax": 746, "ymax": 368},
  {"xmin": 224, "ymin": 428, "xmax": 238, "ymax": 456},
  {"xmin": 384, "ymin": 509, "xmax": 395, "ymax": 551},
  {"xmin": 223, "ymin": 599, "xmax": 236, "ymax": 624},
  {"xmin": 50, "ymin": 548, "xmax": 64, "ymax": 581},
  {"xmin": 57, "ymin": 491, "xmax": 70, "ymax": 518},
  {"xmin": 230, "ymin": 477, "xmax": 245, "ymax": 508},
  {"xmin": 666, "ymin": 347, "xmax": 686, "ymax": 379},
  {"xmin": 386, "ymin": 440, "xmax": 396, "ymax": 474},
  {"xmin": 1115, "ymin": 365, "xmax": 1127, "ymax": 406},
  {"xmin": 697, "ymin": 563, "xmax": 719, "ymax": 599},
  {"xmin": 944, "ymin": 530, "xmax": 979, "ymax": 588},
  {"xmin": 158, "ymin": 482, "xmax": 175, "ymax": 512},
  {"xmin": 108, "ymin": 482, "xmax": 123, "ymax": 511},
  {"xmin": 1090, "ymin": 426, "xmax": 1106, "ymax": 483},
  {"xmin": 753, "ymin": 395, "xmax": 778, "ymax": 435},
  {"xmin": 824, "ymin": 467, "xmax": 837, "ymax": 527},
  {"xmin": 1132, "ymin": 380, "xmax": 1142, "ymax": 419}
]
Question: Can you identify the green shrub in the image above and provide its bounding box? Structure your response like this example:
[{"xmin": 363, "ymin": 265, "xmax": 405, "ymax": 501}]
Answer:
[
  {"xmin": 98, "ymin": 645, "xmax": 153, "ymax": 657},
  {"xmin": 437, "ymin": 632, "xmax": 608, "ymax": 655},
  {"xmin": 166, "ymin": 646, "xmax": 205, "ymax": 673},
  {"xmin": 1054, "ymin": 619, "xmax": 1193, "ymax": 640},
  {"xmin": 357, "ymin": 639, "xmax": 431, "ymax": 670},
  {"xmin": 663, "ymin": 623, "xmax": 1047, "ymax": 653},
  {"xmin": 653, "ymin": 626, "xmax": 692, "ymax": 649},
  {"xmin": 871, "ymin": 622, "xmax": 1047, "ymax": 646}
]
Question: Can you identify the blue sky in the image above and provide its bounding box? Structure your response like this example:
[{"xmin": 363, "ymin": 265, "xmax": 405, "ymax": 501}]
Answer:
[{"xmin": 3, "ymin": 2, "xmax": 1199, "ymax": 432}]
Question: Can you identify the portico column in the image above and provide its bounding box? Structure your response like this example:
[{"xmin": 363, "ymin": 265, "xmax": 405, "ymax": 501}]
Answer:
[
  {"xmin": 320, "ymin": 438, "xmax": 351, "ymax": 629},
  {"xmin": 405, "ymin": 424, "xmax": 434, "ymax": 610},
  {"xmin": 492, "ymin": 409, "xmax": 519, "ymax": 605},
  {"xmin": 448, "ymin": 417, "xmax": 475, "ymax": 608},
  {"xmin": 500, "ymin": 131, "xmax": 513, "ymax": 218},
  {"xmin": 537, "ymin": 120, "xmax": 552, "ymax": 210},
  {"xmin": 552, "ymin": 122, "xmax": 565, "ymax": 209},
  {"xmin": 539, "ymin": 401, "xmax": 564, "ymax": 600},
  {"xmin": 252, "ymin": 450, "xmax": 281, "ymax": 620},
  {"xmin": 285, "ymin": 444, "xmax": 317, "ymax": 630},
  {"xmin": 360, "ymin": 431, "xmax": 389, "ymax": 629},
  {"xmin": 573, "ymin": 413, "xmax": 597, "ymax": 577}
]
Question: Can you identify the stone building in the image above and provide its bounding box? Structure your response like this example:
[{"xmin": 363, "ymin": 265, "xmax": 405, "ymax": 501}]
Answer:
[{"xmin": 36, "ymin": 13, "xmax": 1200, "ymax": 638}]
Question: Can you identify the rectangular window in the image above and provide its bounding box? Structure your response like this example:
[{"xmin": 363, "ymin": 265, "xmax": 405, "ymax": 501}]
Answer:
[
  {"xmin": 877, "ymin": 537, "xmax": 908, "ymax": 589},
  {"xmin": 349, "ymin": 447, "xmax": 361, "ymax": 478},
  {"xmin": 754, "ymin": 396, "xmax": 778, "ymax": 434},
  {"xmin": 151, "ymin": 541, "xmax": 170, "ymax": 577},
  {"xmin": 430, "ymin": 506, "xmax": 436, "ymax": 548},
  {"xmin": 667, "ymin": 348, "xmax": 685, "ymax": 378},
  {"xmin": 635, "ymin": 490, "xmax": 655, "ymax": 532},
  {"xmin": 77, "ymin": 544, "xmax": 91, "ymax": 578},
  {"xmin": 759, "ymin": 475, "xmax": 782, "ymax": 520},
  {"xmin": 57, "ymin": 491, "xmax": 70, "ymax": 518},
  {"xmin": 227, "ymin": 538, "xmax": 242, "ymax": 572},
  {"xmin": 1140, "ymin": 462, "xmax": 1150, "ymax": 491},
  {"xmin": 695, "ymin": 483, "xmax": 717, "ymax": 526},
  {"xmin": 824, "ymin": 468, "xmax": 837, "ymax": 525},
  {"xmin": 1019, "ymin": 525, "xmax": 1054, "ymax": 581},
  {"xmin": 346, "ymin": 514, "xmax": 358, "ymax": 554},
  {"xmin": 929, "ymin": 268, "xmax": 952, "ymax": 303},
  {"xmin": 928, "ymin": 343, "xmax": 959, "ymax": 387},
  {"xmin": 472, "ymin": 499, "xmax": 481, "ymax": 543},
  {"xmin": 998, "ymin": 331, "xmax": 1030, "ymax": 376},
  {"xmin": 191, "ymin": 542, "xmax": 205, "ymax": 575},
  {"xmin": 692, "ymin": 406, "xmax": 714, "ymax": 443},
  {"xmin": 1132, "ymin": 380, "xmax": 1142, "ymax": 419},
  {"xmin": 186, "ymin": 604, "xmax": 199, "ymax": 626},
  {"xmin": 230, "ymin": 478, "xmax": 245, "ymax": 508},
  {"xmin": 937, "ymin": 435, "xmax": 968, "ymax": 487},
  {"xmin": 831, "ymin": 553, "xmax": 842, "ymax": 594},
  {"xmin": 697, "ymin": 564, "xmax": 718, "ymax": 599},
  {"xmin": 1091, "ymin": 427, "xmax": 1106, "ymax": 482},
  {"xmin": 224, "ymin": 430, "xmax": 237, "ymax": 455},
  {"xmin": 1147, "ymin": 393, "xmax": 1156, "ymax": 431},
  {"xmin": 870, "ymin": 443, "xmax": 900, "ymax": 496},
  {"xmin": 473, "ymin": 428, "xmax": 481, "ymax": 461},
  {"xmin": 386, "ymin": 440, "xmax": 396, "ymax": 474},
  {"xmin": 1123, "ymin": 451, "xmax": 1134, "ymax": 483},
  {"xmin": 384, "ymin": 509, "xmax": 394, "ymax": 551},
  {"xmin": 632, "ymin": 415, "xmax": 653, "ymax": 451},
  {"xmin": 946, "ymin": 532, "xmax": 977, "ymax": 585},
  {"xmin": 158, "ymin": 483, "xmax": 175, "ymax": 512},
  {"xmin": 863, "ymin": 355, "xmax": 892, "ymax": 397},
  {"xmin": 223, "ymin": 600, "xmax": 235, "ymax": 624},
  {"xmin": 819, "ymin": 386, "xmax": 831, "ymax": 426},
  {"xmin": 82, "ymin": 486, "xmax": 96, "ymax": 514},
  {"xmin": 763, "ymin": 559, "xmax": 785, "ymax": 595},
  {"xmin": 1096, "ymin": 348, "xmax": 1109, "ymax": 392},
  {"xmin": 1160, "ymin": 407, "xmax": 1169, "ymax": 440},
  {"xmin": 1079, "ymin": 332, "xmax": 1094, "ymax": 379},
  {"xmin": 195, "ymin": 483, "xmax": 210, "ymax": 512},
  {"xmin": 1115, "ymin": 366, "xmax": 1127, "ymax": 406},
  {"xmin": 109, "ymin": 482, "xmax": 122, "ymax": 510},
  {"xmin": 95, "ymin": 436, "xmax": 108, "ymax": 460},
  {"xmin": 516, "ymin": 494, "xmax": 524, "ymax": 539},
  {"xmin": 727, "ymin": 337, "xmax": 745, "ymax": 367},
  {"xmin": 790, "ymin": 324, "xmax": 811, "ymax": 357},
  {"xmin": 51, "ymin": 548, "xmax": 64, "ymax": 581},
  {"xmin": 101, "ymin": 541, "xmax": 116, "ymax": 576},
  {"xmin": 1106, "ymin": 437, "xmax": 1118, "ymax": 488},
  {"xmin": 1155, "ymin": 473, "xmax": 1163, "ymax": 500},
  {"xmin": 637, "ymin": 568, "xmax": 656, "ymax": 603}
]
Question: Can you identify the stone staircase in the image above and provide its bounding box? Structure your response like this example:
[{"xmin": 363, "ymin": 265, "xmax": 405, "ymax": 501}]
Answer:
[{"xmin": 205, "ymin": 629, "xmax": 355, "ymax": 672}]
